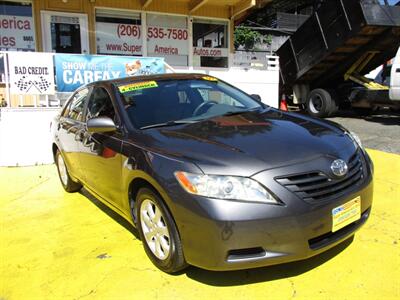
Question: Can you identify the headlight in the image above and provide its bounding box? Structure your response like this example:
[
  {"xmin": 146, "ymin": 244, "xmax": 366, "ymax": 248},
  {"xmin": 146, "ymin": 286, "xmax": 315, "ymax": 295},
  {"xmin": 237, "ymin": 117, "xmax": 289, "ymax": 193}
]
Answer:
[
  {"xmin": 348, "ymin": 131, "xmax": 363, "ymax": 149},
  {"xmin": 174, "ymin": 171, "xmax": 278, "ymax": 204}
]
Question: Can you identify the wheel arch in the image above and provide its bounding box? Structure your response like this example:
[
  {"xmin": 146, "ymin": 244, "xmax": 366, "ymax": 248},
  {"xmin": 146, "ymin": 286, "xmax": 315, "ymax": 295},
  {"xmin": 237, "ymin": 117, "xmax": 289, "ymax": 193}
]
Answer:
[{"xmin": 127, "ymin": 174, "xmax": 176, "ymax": 227}]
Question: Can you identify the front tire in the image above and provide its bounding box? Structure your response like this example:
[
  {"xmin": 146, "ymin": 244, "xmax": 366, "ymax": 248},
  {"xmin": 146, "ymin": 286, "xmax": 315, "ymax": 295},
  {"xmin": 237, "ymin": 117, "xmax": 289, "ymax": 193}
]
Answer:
[
  {"xmin": 55, "ymin": 150, "xmax": 82, "ymax": 193},
  {"xmin": 136, "ymin": 188, "xmax": 187, "ymax": 273}
]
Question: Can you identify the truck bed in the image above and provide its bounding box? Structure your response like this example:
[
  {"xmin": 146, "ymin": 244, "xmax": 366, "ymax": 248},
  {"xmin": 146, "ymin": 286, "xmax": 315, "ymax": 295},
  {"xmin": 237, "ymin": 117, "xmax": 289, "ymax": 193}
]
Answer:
[{"xmin": 277, "ymin": 0, "xmax": 400, "ymax": 91}]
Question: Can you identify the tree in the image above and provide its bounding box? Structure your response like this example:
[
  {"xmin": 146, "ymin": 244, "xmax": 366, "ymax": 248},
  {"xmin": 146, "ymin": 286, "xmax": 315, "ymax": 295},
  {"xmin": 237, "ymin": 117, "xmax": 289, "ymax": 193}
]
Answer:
[
  {"xmin": 234, "ymin": 26, "xmax": 262, "ymax": 50},
  {"xmin": 234, "ymin": 26, "xmax": 272, "ymax": 51}
]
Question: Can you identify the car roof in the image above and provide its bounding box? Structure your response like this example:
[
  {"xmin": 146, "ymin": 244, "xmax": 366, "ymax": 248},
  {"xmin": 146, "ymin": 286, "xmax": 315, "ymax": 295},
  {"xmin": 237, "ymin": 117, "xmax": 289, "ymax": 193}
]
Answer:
[{"xmin": 88, "ymin": 73, "xmax": 216, "ymax": 87}]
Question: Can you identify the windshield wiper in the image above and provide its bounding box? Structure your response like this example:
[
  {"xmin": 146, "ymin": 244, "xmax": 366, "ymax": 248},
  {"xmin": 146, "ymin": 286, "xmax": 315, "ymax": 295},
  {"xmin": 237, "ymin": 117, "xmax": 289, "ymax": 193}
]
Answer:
[
  {"xmin": 140, "ymin": 120, "xmax": 198, "ymax": 130},
  {"xmin": 222, "ymin": 107, "xmax": 263, "ymax": 117}
]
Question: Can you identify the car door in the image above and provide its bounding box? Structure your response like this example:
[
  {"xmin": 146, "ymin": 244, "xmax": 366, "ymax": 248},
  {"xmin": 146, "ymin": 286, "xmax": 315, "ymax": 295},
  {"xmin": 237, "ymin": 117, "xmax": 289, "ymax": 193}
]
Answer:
[
  {"xmin": 78, "ymin": 85, "xmax": 124, "ymax": 209},
  {"xmin": 57, "ymin": 87, "xmax": 90, "ymax": 181}
]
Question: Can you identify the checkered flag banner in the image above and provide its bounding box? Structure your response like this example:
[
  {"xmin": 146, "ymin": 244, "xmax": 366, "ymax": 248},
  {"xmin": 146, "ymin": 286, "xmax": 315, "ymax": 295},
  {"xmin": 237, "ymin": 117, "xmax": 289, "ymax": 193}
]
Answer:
[{"xmin": 8, "ymin": 52, "xmax": 55, "ymax": 95}]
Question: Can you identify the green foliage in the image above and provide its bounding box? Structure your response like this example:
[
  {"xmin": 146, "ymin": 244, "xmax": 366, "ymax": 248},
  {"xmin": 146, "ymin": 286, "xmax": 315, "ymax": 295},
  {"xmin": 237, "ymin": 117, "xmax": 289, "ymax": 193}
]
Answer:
[
  {"xmin": 234, "ymin": 26, "xmax": 271, "ymax": 51},
  {"xmin": 263, "ymin": 34, "xmax": 272, "ymax": 45}
]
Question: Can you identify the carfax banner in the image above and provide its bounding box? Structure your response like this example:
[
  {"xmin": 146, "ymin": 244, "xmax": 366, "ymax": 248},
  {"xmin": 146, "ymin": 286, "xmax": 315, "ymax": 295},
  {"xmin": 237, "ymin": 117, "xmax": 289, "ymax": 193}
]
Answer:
[{"xmin": 54, "ymin": 54, "xmax": 165, "ymax": 92}]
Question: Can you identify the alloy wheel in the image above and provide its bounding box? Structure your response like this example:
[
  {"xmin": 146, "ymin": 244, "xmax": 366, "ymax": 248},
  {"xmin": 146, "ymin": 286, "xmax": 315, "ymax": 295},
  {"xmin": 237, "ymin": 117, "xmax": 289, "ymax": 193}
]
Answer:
[
  {"xmin": 140, "ymin": 199, "xmax": 171, "ymax": 260},
  {"xmin": 57, "ymin": 154, "xmax": 68, "ymax": 186}
]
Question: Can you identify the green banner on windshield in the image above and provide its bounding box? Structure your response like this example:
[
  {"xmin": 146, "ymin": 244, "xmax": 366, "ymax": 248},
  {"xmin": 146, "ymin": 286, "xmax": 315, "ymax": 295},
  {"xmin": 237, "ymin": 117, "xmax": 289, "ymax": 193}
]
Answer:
[{"xmin": 118, "ymin": 81, "xmax": 158, "ymax": 93}]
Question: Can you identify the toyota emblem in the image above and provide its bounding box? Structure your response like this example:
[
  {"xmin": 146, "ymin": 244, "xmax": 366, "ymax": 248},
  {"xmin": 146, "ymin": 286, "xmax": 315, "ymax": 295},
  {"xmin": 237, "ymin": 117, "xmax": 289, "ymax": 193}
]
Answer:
[{"xmin": 331, "ymin": 159, "xmax": 348, "ymax": 177}]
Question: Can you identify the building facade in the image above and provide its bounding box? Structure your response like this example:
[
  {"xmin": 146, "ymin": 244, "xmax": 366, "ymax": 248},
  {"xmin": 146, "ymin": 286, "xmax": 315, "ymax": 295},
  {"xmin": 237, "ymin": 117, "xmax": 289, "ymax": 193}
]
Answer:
[{"xmin": 1, "ymin": 0, "xmax": 258, "ymax": 69}]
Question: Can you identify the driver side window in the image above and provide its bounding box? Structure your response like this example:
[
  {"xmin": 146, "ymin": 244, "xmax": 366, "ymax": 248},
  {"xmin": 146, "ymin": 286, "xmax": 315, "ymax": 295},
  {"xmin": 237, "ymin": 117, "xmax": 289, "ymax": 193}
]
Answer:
[
  {"xmin": 63, "ymin": 88, "xmax": 89, "ymax": 121},
  {"xmin": 86, "ymin": 87, "xmax": 117, "ymax": 123},
  {"xmin": 197, "ymin": 88, "xmax": 244, "ymax": 107}
]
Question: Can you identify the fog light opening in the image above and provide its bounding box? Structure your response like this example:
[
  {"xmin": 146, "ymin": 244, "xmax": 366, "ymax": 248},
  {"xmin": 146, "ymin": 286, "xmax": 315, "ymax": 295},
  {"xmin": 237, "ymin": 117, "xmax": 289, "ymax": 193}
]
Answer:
[{"xmin": 227, "ymin": 247, "xmax": 266, "ymax": 262}]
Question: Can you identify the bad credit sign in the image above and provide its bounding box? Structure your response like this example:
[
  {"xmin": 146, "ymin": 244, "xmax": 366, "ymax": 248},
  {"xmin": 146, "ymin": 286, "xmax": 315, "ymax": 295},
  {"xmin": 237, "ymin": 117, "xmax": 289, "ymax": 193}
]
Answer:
[{"xmin": 8, "ymin": 52, "xmax": 55, "ymax": 95}]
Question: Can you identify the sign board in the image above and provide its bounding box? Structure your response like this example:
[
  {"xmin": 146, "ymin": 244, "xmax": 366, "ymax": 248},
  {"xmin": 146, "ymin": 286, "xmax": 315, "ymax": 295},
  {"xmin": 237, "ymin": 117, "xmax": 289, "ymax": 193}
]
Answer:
[
  {"xmin": 8, "ymin": 52, "xmax": 55, "ymax": 95},
  {"xmin": 96, "ymin": 22, "xmax": 142, "ymax": 55},
  {"xmin": 193, "ymin": 47, "xmax": 229, "ymax": 57},
  {"xmin": 54, "ymin": 54, "xmax": 165, "ymax": 92},
  {"xmin": 0, "ymin": 15, "xmax": 35, "ymax": 51},
  {"xmin": 147, "ymin": 26, "xmax": 189, "ymax": 56}
]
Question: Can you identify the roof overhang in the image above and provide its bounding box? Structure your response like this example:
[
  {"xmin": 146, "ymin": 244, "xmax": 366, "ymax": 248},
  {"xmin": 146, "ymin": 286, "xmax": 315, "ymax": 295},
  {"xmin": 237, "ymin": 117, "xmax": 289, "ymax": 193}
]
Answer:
[{"xmin": 139, "ymin": 0, "xmax": 261, "ymax": 20}]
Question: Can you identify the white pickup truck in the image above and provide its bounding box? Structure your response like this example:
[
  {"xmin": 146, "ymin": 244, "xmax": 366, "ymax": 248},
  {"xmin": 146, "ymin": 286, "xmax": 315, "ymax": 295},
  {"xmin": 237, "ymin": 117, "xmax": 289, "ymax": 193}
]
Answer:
[{"xmin": 390, "ymin": 47, "xmax": 400, "ymax": 101}]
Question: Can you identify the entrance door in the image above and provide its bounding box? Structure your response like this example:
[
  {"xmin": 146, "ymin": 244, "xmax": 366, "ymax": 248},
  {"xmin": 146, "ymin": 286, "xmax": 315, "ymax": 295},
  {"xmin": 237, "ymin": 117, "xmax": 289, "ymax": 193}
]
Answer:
[{"xmin": 41, "ymin": 11, "xmax": 89, "ymax": 54}]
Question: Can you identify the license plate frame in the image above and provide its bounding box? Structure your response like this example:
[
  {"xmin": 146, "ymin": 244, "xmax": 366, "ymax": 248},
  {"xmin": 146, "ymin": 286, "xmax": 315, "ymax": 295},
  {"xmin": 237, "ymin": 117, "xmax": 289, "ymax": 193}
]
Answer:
[{"xmin": 332, "ymin": 196, "xmax": 361, "ymax": 232}]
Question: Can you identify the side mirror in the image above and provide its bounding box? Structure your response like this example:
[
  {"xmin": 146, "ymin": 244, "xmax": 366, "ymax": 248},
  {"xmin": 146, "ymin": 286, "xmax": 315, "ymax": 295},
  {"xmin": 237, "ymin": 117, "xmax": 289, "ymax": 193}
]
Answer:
[
  {"xmin": 251, "ymin": 94, "xmax": 262, "ymax": 102},
  {"xmin": 87, "ymin": 117, "xmax": 117, "ymax": 133}
]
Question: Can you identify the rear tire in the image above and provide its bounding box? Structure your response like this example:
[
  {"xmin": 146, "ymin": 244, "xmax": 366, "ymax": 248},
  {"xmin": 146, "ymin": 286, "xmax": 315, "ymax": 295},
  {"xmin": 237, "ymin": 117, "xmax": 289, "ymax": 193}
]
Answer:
[
  {"xmin": 55, "ymin": 150, "xmax": 82, "ymax": 193},
  {"xmin": 136, "ymin": 188, "xmax": 187, "ymax": 273},
  {"xmin": 306, "ymin": 89, "xmax": 334, "ymax": 118}
]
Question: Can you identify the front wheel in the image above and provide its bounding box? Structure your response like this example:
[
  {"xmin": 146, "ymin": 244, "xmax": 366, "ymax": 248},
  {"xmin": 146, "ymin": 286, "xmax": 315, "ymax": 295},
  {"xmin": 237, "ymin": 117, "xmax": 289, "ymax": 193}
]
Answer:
[
  {"xmin": 136, "ymin": 188, "xmax": 187, "ymax": 273},
  {"xmin": 55, "ymin": 150, "xmax": 82, "ymax": 193}
]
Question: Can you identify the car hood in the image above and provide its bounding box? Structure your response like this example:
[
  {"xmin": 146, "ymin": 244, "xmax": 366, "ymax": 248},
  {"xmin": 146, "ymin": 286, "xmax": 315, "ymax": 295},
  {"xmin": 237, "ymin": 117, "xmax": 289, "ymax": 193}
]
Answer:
[{"xmin": 136, "ymin": 109, "xmax": 356, "ymax": 176}]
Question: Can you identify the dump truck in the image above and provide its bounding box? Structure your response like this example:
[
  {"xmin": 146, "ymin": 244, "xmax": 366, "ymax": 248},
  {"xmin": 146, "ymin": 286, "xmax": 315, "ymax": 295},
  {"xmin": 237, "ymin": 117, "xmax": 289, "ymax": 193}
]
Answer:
[{"xmin": 277, "ymin": 0, "xmax": 400, "ymax": 117}]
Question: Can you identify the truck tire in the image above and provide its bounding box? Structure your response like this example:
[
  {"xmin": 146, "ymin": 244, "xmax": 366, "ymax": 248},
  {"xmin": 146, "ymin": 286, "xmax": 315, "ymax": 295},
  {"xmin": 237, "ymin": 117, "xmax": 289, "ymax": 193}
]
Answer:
[{"xmin": 306, "ymin": 89, "xmax": 334, "ymax": 118}]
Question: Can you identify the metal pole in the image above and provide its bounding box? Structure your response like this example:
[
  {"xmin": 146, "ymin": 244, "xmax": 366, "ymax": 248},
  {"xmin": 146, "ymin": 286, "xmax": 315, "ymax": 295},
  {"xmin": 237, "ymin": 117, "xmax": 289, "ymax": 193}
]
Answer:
[
  {"xmin": 315, "ymin": 12, "xmax": 329, "ymax": 50},
  {"xmin": 164, "ymin": 62, "xmax": 176, "ymax": 73},
  {"xmin": 3, "ymin": 52, "xmax": 11, "ymax": 107}
]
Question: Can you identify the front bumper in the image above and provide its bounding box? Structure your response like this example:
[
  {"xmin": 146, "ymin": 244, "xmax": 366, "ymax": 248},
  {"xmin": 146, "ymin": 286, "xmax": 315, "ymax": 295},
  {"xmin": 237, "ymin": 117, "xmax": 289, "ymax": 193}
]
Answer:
[{"xmin": 166, "ymin": 153, "xmax": 373, "ymax": 271}]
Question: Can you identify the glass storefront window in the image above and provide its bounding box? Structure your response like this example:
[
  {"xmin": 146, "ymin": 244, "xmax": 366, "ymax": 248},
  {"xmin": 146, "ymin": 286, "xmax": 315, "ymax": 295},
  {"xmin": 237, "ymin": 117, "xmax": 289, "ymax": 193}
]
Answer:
[
  {"xmin": 147, "ymin": 14, "xmax": 189, "ymax": 66},
  {"xmin": 192, "ymin": 18, "xmax": 229, "ymax": 68},
  {"xmin": 50, "ymin": 16, "xmax": 81, "ymax": 53},
  {"xmin": 96, "ymin": 9, "xmax": 142, "ymax": 56},
  {"xmin": 0, "ymin": 1, "xmax": 35, "ymax": 51}
]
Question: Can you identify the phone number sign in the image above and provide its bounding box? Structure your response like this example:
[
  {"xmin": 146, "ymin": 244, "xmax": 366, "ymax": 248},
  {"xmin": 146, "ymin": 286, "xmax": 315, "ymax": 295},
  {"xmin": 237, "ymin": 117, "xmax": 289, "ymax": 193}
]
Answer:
[
  {"xmin": 96, "ymin": 22, "xmax": 189, "ymax": 56},
  {"xmin": 96, "ymin": 22, "xmax": 143, "ymax": 55},
  {"xmin": 147, "ymin": 27, "xmax": 188, "ymax": 40},
  {"xmin": 147, "ymin": 26, "xmax": 189, "ymax": 56}
]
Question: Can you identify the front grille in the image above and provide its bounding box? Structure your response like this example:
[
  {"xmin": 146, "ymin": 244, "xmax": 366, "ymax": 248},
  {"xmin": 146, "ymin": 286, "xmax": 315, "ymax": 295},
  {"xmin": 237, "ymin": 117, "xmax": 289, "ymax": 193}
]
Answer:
[{"xmin": 276, "ymin": 151, "xmax": 365, "ymax": 203}]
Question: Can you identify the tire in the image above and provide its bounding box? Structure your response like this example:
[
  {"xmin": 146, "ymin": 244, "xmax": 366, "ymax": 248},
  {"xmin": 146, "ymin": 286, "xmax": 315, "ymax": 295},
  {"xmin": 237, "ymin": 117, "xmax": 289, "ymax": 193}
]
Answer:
[
  {"xmin": 327, "ymin": 90, "xmax": 339, "ymax": 116},
  {"xmin": 136, "ymin": 187, "xmax": 187, "ymax": 273},
  {"xmin": 306, "ymin": 89, "xmax": 334, "ymax": 118},
  {"xmin": 55, "ymin": 149, "xmax": 82, "ymax": 193}
]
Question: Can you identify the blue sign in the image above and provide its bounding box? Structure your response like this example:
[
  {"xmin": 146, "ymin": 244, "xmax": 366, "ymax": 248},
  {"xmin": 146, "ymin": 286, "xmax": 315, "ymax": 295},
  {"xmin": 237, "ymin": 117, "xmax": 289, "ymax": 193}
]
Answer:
[{"xmin": 54, "ymin": 54, "xmax": 165, "ymax": 92}]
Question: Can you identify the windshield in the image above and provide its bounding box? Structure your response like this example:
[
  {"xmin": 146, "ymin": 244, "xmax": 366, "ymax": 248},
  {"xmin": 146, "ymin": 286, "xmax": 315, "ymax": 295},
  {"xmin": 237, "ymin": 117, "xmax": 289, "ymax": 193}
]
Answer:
[{"xmin": 116, "ymin": 77, "xmax": 263, "ymax": 129}]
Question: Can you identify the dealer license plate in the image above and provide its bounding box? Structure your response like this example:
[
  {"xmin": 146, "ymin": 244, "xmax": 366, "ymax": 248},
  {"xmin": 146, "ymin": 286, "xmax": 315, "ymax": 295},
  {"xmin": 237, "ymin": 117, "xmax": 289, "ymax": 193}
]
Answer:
[{"xmin": 332, "ymin": 197, "xmax": 361, "ymax": 232}]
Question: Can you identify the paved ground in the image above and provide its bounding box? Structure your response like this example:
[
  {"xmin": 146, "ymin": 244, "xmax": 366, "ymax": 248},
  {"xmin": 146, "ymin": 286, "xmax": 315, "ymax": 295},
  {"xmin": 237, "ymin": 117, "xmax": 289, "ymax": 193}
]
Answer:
[
  {"xmin": 327, "ymin": 109, "xmax": 400, "ymax": 154},
  {"xmin": 1, "ymin": 149, "xmax": 399, "ymax": 300}
]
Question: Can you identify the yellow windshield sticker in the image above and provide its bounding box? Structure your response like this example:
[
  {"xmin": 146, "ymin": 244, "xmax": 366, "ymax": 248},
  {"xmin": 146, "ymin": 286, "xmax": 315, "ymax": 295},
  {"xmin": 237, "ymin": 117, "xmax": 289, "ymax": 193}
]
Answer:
[
  {"xmin": 119, "ymin": 81, "xmax": 158, "ymax": 93},
  {"xmin": 202, "ymin": 76, "xmax": 218, "ymax": 82}
]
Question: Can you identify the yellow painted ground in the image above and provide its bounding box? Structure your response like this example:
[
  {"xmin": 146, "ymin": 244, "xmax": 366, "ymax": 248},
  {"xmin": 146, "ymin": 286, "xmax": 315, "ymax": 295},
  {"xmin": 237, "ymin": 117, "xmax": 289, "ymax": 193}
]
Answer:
[{"xmin": 1, "ymin": 149, "xmax": 399, "ymax": 300}]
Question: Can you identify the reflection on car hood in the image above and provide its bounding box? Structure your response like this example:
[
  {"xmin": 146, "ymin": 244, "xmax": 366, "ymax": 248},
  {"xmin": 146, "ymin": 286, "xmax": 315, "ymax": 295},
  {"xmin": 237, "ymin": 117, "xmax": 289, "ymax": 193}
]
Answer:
[{"xmin": 136, "ymin": 109, "xmax": 356, "ymax": 176}]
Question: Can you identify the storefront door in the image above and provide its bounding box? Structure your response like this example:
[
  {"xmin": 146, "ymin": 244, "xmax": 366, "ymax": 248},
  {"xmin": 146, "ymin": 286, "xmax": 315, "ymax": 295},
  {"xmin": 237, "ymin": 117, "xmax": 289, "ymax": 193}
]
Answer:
[{"xmin": 41, "ymin": 11, "xmax": 89, "ymax": 54}]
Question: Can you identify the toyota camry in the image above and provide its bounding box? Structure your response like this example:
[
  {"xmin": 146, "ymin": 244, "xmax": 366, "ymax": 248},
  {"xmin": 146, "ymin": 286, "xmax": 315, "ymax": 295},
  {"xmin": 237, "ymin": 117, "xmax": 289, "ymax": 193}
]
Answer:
[{"xmin": 51, "ymin": 73, "xmax": 373, "ymax": 273}]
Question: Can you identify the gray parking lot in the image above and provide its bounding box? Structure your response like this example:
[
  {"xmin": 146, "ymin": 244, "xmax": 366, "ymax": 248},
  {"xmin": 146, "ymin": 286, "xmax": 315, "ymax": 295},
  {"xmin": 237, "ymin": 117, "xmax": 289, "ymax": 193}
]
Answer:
[{"xmin": 327, "ymin": 109, "xmax": 400, "ymax": 154}]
